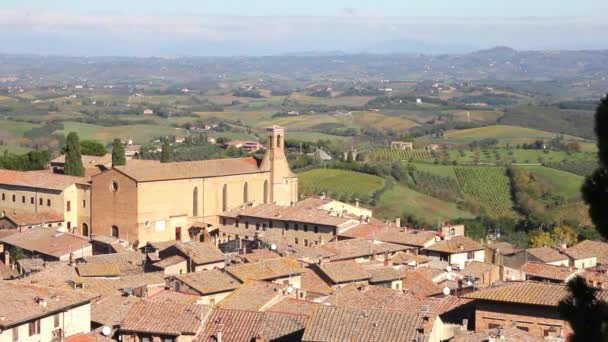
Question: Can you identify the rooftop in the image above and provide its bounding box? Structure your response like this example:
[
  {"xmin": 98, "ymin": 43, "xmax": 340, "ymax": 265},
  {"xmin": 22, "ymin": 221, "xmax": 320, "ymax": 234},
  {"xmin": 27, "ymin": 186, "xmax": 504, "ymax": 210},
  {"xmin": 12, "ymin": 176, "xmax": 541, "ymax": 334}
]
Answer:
[
  {"xmin": 300, "ymin": 268, "xmax": 334, "ymax": 295},
  {"xmin": 401, "ymin": 269, "xmax": 443, "ymax": 297},
  {"xmin": 0, "ymin": 227, "xmax": 90, "ymax": 258},
  {"xmin": 166, "ymin": 241, "xmax": 225, "ymax": 265},
  {"xmin": 366, "ymin": 266, "xmax": 404, "ymax": 283},
  {"xmin": 565, "ymin": 240, "xmax": 608, "ymax": 264},
  {"xmin": 217, "ymin": 281, "xmax": 290, "ymax": 311},
  {"xmin": 484, "ymin": 241, "xmax": 522, "ymax": 255},
  {"xmin": 1, "ymin": 211, "xmax": 64, "ymax": 226},
  {"xmin": 121, "ymin": 301, "xmax": 210, "ymax": 335},
  {"xmin": 0, "ymin": 282, "xmax": 95, "ymax": 329},
  {"xmin": 316, "ymin": 260, "xmax": 372, "ymax": 284},
  {"xmin": 0, "ymin": 169, "xmax": 89, "ymax": 190},
  {"xmin": 267, "ymin": 298, "xmax": 320, "ymax": 316},
  {"xmin": 460, "ymin": 261, "xmax": 499, "ymax": 280},
  {"xmin": 226, "ymin": 257, "xmax": 303, "ymax": 282},
  {"xmin": 81, "ymin": 251, "xmax": 145, "ymax": 275},
  {"xmin": 390, "ymin": 251, "xmax": 431, "ymax": 265},
  {"xmin": 223, "ymin": 203, "xmax": 356, "ymax": 227},
  {"xmin": 423, "ymin": 236, "xmax": 484, "ymax": 254},
  {"xmin": 242, "ymin": 249, "xmax": 281, "ymax": 263},
  {"xmin": 521, "ymin": 262, "xmax": 578, "ymax": 282},
  {"xmin": 76, "ymin": 263, "xmax": 121, "ymax": 277},
  {"xmin": 91, "ymin": 294, "xmax": 142, "ymax": 327},
  {"xmin": 174, "ymin": 269, "xmax": 241, "ymax": 295},
  {"xmin": 526, "ymin": 247, "xmax": 568, "ymax": 263},
  {"xmin": 110, "ymin": 157, "xmax": 262, "ymax": 182},
  {"xmin": 50, "ymin": 153, "xmax": 112, "ymax": 168},
  {"xmin": 315, "ymin": 238, "xmax": 411, "ymax": 262}
]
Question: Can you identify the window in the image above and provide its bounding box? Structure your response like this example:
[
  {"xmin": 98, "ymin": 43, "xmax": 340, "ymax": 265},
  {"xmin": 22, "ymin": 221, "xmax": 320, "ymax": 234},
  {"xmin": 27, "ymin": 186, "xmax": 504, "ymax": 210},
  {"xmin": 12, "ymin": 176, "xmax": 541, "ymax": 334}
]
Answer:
[
  {"xmin": 450, "ymin": 227, "xmax": 456, "ymax": 236},
  {"xmin": 295, "ymin": 238, "xmax": 299, "ymax": 245},
  {"xmin": 111, "ymin": 225, "xmax": 119, "ymax": 238},
  {"xmin": 161, "ymin": 336, "xmax": 175, "ymax": 342},
  {"xmin": 22, "ymin": 195, "xmax": 25, "ymax": 203},
  {"xmin": 277, "ymin": 134, "xmax": 282, "ymax": 148},
  {"xmin": 30, "ymin": 197, "xmax": 34, "ymax": 204},
  {"xmin": 304, "ymin": 225, "xmax": 308, "ymax": 232},
  {"xmin": 304, "ymin": 239, "xmax": 308, "ymax": 246},
  {"xmin": 262, "ymin": 224, "xmax": 267, "ymax": 231},
  {"xmin": 47, "ymin": 199, "xmax": 51, "ymax": 206},
  {"xmin": 285, "ymin": 222, "xmax": 289, "ymax": 230},
  {"xmin": 314, "ymin": 226, "xmax": 319, "ymax": 233},
  {"xmin": 235, "ymin": 220, "xmax": 239, "ymax": 228},
  {"xmin": 294, "ymin": 224, "xmax": 299, "ymax": 231},
  {"xmin": 488, "ymin": 323, "xmax": 501, "ymax": 330},
  {"xmin": 221, "ymin": 218, "xmax": 226, "ymax": 225},
  {"xmin": 54, "ymin": 314, "xmax": 60, "ymax": 328},
  {"xmin": 394, "ymin": 283, "xmax": 401, "ymax": 290},
  {"xmin": 175, "ymin": 227, "xmax": 182, "ymax": 241},
  {"xmin": 245, "ymin": 221, "xmax": 249, "ymax": 229},
  {"xmin": 192, "ymin": 187, "xmax": 198, "ymax": 216},
  {"xmin": 467, "ymin": 251, "xmax": 475, "ymax": 259},
  {"xmin": 28, "ymin": 320, "xmax": 40, "ymax": 336},
  {"xmin": 39, "ymin": 198, "xmax": 43, "ymax": 205},
  {"xmin": 67, "ymin": 221, "xmax": 71, "ymax": 230},
  {"xmin": 82, "ymin": 200, "xmax": 86, "ymax": 208},
  {"xmin": 66, "ymin": 201, "xmax": 71, "ymax": 212},
  {"xmin": 222, "ymin": 184, "xmax": 228, "ymax": 212},
  {"xmin": 269, "ymin": 221, "xmax": 273, "ymax": 229},
  {"xmin": 516, "ymin": 326, "xmax": 529, "ymax": 332},
  {"xmin": 12, "ymin": 194, "xmax": 15, "ymax": 202},
  {"xmin": 1, "ymin": 193, "xmax": 4, "ymax": 200},
  {"xmin": 236, "ymin": 234, "xmax": 239, "ymax": 239},
  {"xmin": 209, "ymin": 298, "xmax": 216, "ymax": 306},
  {"xmin": 140, "ymin": 336, "xmax": 152, "ymax": 342},
  {"xmin": 12, "ymin": 327, "xmax": 18, "ymax": 341},
  {"xmin": 256, "ymin": 223, "xmax": 260, "ymax": 231},
  {"xmin": 82, "ymin": 223, "xmax": 89, "ymax": 237}
]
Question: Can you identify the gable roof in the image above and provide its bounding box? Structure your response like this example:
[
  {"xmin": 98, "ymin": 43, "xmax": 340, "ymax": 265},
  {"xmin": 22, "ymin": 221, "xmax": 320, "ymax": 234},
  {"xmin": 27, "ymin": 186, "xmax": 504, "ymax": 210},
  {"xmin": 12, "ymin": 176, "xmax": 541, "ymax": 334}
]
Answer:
[
  {"xmin": 223, "ymin": 203, "xmax": 356, "ymax": 227},
  {"xmin": 565, "ymin": 240, "xmax": 608, "ymax": 264},
  {"xmin": 169, "ymin": 241, "xmax": 225, "ymax": 265},
  {"xmin": 460, "ymin": 261, "xmax": 499, "ymax": 280},
  {"xmin": 121, "ymin": 301, "xmax": 210, "ymax": 335},
  {"xmin": 81, "ymin": 251, "xmax": 145, "ymax": 275},
  {"xmin": 76, "ymin": 263, "xmax": 121, "ymax": 277},
  {"xmin": 217, "ymin": 281, "xmax": 289, "ymax": 311},
  {"xmin": 526, "ymin": 247, "xmax": 568, "ymax": 263},
  {"xmin": 1, "ymin": 211, "xmax": 64, "ymax": 226},
  {"xmin": 367, "ymin": 266, "xmax": 404, "ymax": 283},
  {"xmin": 315, "ymin": 260, "xmax": 372, "ymax": 284},
  {"xmin": 91, "ymin": 294, "xmax": 142, "ymax": 327},
  {"xmin": 0, "ymin": 169, "xmax": 89, "ymax": 190},
  {"xmin": 401, "ymin": 269, "xmax": 443, "ymax": 297},
  {"xmin": 485, "ymin": 241, "xmax": 522, "ymax": 255},
  {"xmin": 110, "ymin": 157, "xmax": 262, "ymax": 182},
  {"xmin": 174, "ymin": 269, "xmax": 241, "ymax": 295},
  {"xmin": 267, "ymin": 298, "xmax": 320, "ymax": 316},
  {"xmin": 226, "ymin": 258, "xmax": 303, "ymax": 282},
  {"xmin": 424, "ymin": 236, "xmax": 484, "ymax": 254},
  {"xmin": 300, "ymin": 268, "xmax": 334, "ymax": 295},
  {"xmin": 315, "ymin": 238, "xmax": 412, "ymax": 262},
  {"xmin": 521, "ymin": 262, "xmax": 579, "ymax": 282},
  {"xmin": 0, "ymin": 227, "xmax": 90, "ymax": 258}
]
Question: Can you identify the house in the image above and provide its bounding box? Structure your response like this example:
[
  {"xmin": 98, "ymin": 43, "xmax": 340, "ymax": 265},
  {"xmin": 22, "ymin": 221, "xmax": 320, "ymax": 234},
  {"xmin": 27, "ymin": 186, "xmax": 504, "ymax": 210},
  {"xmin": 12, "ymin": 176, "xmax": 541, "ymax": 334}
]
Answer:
[
  {"xmin": 464, "ymin": 282, "xmax": 608, "ymax": 338},
  {"xmin": 217, "ymin": 281, "xmax": 296, "ymax": 311},
  {"xmin": 0, "ymin": 211, "xmax": 64, "ymax": 230},
  {"xmin": 564, "ymin": 239, "xmax": 608, "ymax": 267},
  {"xmin": 526, "ymin": 247, "xmax": 569, "ymax": 266},
  {"xmin": 0, "ymin": 169, "xmax": 91, "ymax": 236},
  {"xmin": 340, "ymin": 224, "xmax": 438, "ymax": 253},
  {"xmin": 91, "ymin": 126, "xmax": 298, "ymax": 247},
  {"xmin": 224, "ymin": 140, "xmax": 263, "ymax": 152},
  {"xmin": 459, "ymin": 261, "xmax": 500, "ymax": 287},
  {"xmin": 312, "ymin": 260, "xmax": 372, "ymax": 288},
  {"xmin": 120, "ymin": 301, "xmax": 211, "ymax": 342},
  {"xmin": 299, "ymin": 268, "xmax": 334, "ymax": 299},
  {"xmin": 423, "ymin": 236, "xmax": 485, "ymax": 270},
  {"xmin": 366, "ymin": 265, "xmax": 404, "ymax": 289},
  {"xmin": 142, "ymin": 108, "xmax": 154, "ymax": 115},
  {"xmin": 439, "ymin": 224, "xmax": 465, "ymax": 239},
  {"xmin": 0, "ymin": 227, "xmax": 92, "ymax": 261},
  {"xmin": 226, "ymin": 257, "xmax": 303, "ymax": 289},
  {"xmin": 155, "ymin": 241, "xmax": 226, "ymax": 272},
  {"xmin": 484, "ymin": 241, "xmax": 526, "ymax": 281},
  {"xmin": 521, "ymin": 262, "xmax": 580, "ymax": 283},
  {"xmin": 390, "ymin": 251, "xmax": 432, "ymax": 267},
  {"xmin": 0, "ymin": 282, "xmax": 95, "ymax": 342},
  {"xmin": 401, "ymin": 269, "xmax": 443, "ymax": 297},
  {"xmin": 390, "ymin": 141, "xmax": 413, "ymax": 150},
  {"xmin": 168, "ymin": 269, "xmax": 241, "ymax": 306}
]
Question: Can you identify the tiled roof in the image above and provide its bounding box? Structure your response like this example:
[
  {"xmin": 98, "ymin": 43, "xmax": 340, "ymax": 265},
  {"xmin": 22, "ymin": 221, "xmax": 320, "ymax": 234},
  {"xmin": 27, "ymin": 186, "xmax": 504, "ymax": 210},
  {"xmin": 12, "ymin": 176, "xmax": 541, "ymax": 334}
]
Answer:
[
  {"xmin": 174, "ymin": 269, "xmax": 241, "ymax": 295},
  {"xmin": 2, "ymin": 211, "xmax": 64, "ymax": 226},
  {"xmin": 0, "ymin": 169, "xmax": 89, "ymax": 190},
  {"xmin": 171, "ymin": 241, "xmax": 225, "ymax": 265},
  {"xmin": 485, "ymin": 241, "xmax": 522, "ymax": 255},
  {"xmin": 301, "ymin": 305, "xmax": 428, "ymax": 342},
  {"xmin": 565, "ymin": 240, "xmax": 608, "ymax": 264},
  {"xmin": 81, "ymin": 251, "xmax": 145, "ymax": 275},
  {"xmin": 366, "ymin": 266, "xmax": 404, "ymax": 283},
  {"xmin": 152, "ymin": 255, "xmax": 186, "ymax": 269},
  {"xmin": 315, "ymin": 238, "xmax": 411, "ymax": 262},
  {"xmin": 415, "ymin": 266, "xmax": 445, "ymax": 282},
  {"xmin": 0, "ymin": 227, "xmax": 90, "ymax": 258},
  {"xmin": 64, "ymin": 331, "xmax": 115, "ymax": 342},
  {"xmin": 267, "ymin": 298, "xmax": 320, "ymax": 316},
  {"xmin": 0, "ymin": 262, "xmax": 18, "ymax": 280},
  {"xmin": 121, "ymin": 301, "xmax": 210, "ymax": 335},
  {"xmin": 453, "ymin": 326, "xmax": 544, "ymax": 342},
  {"xmin": 423, "ymin": 236, "xmax": 484, "ymax": 254},
  {"xmin": 464, "ymin": 281, "xmax": 608, "ymax": 306},
  {"xmin": 111, "ymin": 157, "xmax": 262, "ymax": 182},
  {"xmin": 521, "ymin": 262, "xmax": 578, "ymax": 282},
  {"xmin": 77, "ymin": 263, "xmax": 121, "ymax": 277},
  {"xmin": 147, "ymin": 290, "xmax": 201, "ymax": 304},
  {"xmin": 242, "ymin": 249, "xmax": 281, "ymax": 263},
  {"xmin": 223, "ymin": 203, "xmax": 356, "ymax": 227},
  {"xmin": 526, "ymin": 247, "xmax": 568, "ymax": 263},
  {"xmin": 0, "ymin": 229, "xmax": 18, "ymax": 239},
  {"xmin": 391, "ymin": 251, "xmax": 431, "ymax": 265},
  {"xmin": 300, "ymin": 268, "xmax": 334, "ymax": 295},
  {"xmin": 218, "ymin": 281, "xmax": 290, "ymax": 311},
  {"xmin": 0, "ymin": 282, "xmax": 95, "ymax": 329},
  {"xmin": 198, "ymin": 309, "xmax": 307, "ymax": 342},
  {"xmin": 460, "ymin": 261, "xmax": 498, "ymax": 280},
  {"xmin": 91, "ymin": 294, "xmax": 142, "ymax": 327},
  {"xmin": 401, "ymin": 269, "xmax": 443, "ymax": 297},
  {"xmin": 316, "ymin": 260, "xmax": 372, "ymax": 284},
  {"xmin": 374, "ymin": 229, "xmax": 438, "ymax": 247},
  {"xmin": 226, "ymin": 257, "xmax": 303, "ymax": 282}
]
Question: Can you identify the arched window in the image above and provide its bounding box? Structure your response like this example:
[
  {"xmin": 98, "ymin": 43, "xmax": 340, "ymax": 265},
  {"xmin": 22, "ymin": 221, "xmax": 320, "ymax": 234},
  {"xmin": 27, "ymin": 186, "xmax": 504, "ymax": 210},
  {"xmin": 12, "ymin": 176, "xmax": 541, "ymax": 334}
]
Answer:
[
  {"xmin": 243, "ymin": 182, "xmax": 249, "ymax": 203},
  {"xmin": 82, "ymin": 223, "xmax": 89, "ymax": 237},
  {"xmin": 111, "ymin": 225, "xmax": 119, "ymax": 238},
  {"xmin": 277, "ymin": 135, "xmax": 281, "ymax": 148},
  {"xmin": 193, "ymin": 187, "xmax": 199, "ymax": 216},
  {"xmin": 222, "ymin": 184, "xmax": 228, "ymax": 212},
  {"xmin": 263, "ymin": 180, "xmax": 269, "ymax": 204}
]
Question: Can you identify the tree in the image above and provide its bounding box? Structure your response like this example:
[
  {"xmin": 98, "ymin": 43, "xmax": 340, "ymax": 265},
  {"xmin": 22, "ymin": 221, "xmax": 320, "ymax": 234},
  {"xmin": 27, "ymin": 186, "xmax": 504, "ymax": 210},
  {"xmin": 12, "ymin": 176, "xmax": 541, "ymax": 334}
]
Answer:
[
  {"xmin": 528, "ymin": 229, "xmax": 554, "ymax": 248},
  {"xmin": 558, "ymin": 276, "xmax": 608, "ymax": 342},
  {"xmin": 583, "ymin": 96, "xmax": 608, "ymax": 238},
  {"xmin": 111, "ymin": 138, "xmax": 126, "ymax": 166},
  {"xmin": 64, "ymin": 132, "xmax": 84, "ymax": 176},
  {"xmin": 553, "ymin": 225, "xmax": 578, "ymax": 247},
  {"xmin": 160, "ymin": 137, "xmax": 173, "ymax": 163},
  {"xmin": 80, "ymin": 140, "xmax": 107, "ymax": 156}
]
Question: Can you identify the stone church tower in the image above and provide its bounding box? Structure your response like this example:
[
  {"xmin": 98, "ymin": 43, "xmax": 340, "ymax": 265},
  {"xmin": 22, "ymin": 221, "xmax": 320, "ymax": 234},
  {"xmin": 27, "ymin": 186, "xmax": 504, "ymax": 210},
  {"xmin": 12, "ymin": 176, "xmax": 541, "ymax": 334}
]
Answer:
[{"xmin": 260, "ymin": 125, "xmax": 299, "ymax": 206}]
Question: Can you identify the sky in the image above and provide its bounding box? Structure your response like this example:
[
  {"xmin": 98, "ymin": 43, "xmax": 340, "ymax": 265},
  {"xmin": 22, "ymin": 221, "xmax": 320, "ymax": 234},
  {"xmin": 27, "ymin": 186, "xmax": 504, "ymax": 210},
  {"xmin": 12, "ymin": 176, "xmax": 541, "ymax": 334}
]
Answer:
[{"xmin": 2, "ymin": 0, "xmax": 608, "ymax": 56}]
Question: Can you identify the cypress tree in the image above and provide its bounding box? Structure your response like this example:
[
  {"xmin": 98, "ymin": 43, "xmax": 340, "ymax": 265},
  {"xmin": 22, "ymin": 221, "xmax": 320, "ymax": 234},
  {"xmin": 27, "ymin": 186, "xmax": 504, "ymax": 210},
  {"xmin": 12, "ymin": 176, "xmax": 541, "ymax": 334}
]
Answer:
[
  {"xmin": 112, "ymin": 138, "xmax": 126, "ymax": 166},
  {"xmin": 160, "ymin": 137, "xmax": 173, "ymax": 163},
  {"xmin": 64, "ymin": 132, "xmax": 84, "ymax": 176},
  {"xmin": 582, "ymin": 96, "xmax": 608, "ymax": 238}
]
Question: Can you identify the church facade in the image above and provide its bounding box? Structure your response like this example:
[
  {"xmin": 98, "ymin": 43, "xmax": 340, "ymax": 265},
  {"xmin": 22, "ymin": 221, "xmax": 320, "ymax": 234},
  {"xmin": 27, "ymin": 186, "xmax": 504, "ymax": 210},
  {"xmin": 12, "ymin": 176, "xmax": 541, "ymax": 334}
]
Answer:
[{"xmin": 91, "ymin": 125, "xmax": 298, "ymax": 247}]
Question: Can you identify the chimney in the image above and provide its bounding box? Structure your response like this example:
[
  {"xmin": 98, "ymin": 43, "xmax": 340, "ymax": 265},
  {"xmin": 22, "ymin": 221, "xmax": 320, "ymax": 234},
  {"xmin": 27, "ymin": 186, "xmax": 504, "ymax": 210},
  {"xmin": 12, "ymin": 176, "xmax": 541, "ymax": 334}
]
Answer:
[
  {"xmin": 395, "ymin": 218, "xmax": 401, "ymax": 228},
  {"xmin": 3, "ymin": 251, "xmax": 9, "ymax": 266},
  {"xmin": 355, "ymin": 198, "xmax": 360, "ymax": 208},
  {"xmin": 458, "ymin": 244, "xmax": 464, "ymax": 251},
  {"xmin": 215, "ymin": 330, "xmax": 222, "ymax": 342},
  {"xmin": 320, "ymin": 192, "xmax": 326, "ymax": 200}
]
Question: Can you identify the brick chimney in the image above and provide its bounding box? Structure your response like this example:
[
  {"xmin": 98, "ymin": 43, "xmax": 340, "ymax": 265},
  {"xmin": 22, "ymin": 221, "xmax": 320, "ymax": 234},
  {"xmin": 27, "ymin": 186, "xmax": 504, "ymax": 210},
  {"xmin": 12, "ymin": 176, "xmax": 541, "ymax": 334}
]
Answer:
[
  {"xmin": 3, "ymin": 251, "xmax": 9, "ymax": 266},
  {"xmin": 395, "ymin": 217, "xmax": 401, "ymax": 228},
  {"xmin": 355, "ymin": 198, "xmax": 360, "ymax": 208}
]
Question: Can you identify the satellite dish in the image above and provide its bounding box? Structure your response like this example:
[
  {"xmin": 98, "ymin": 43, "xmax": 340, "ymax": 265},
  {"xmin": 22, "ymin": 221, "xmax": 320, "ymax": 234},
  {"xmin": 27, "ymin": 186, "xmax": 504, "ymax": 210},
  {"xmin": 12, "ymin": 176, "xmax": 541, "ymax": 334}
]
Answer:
[
  {"xmin": 270, "ymin": 243, "xmax": 277, "ymax": 251},
  {"xmin": 101, "ymin": 326, "xmax": 112, "ymax": 336},
  {"xmin": 446, "ymin": 266, "xmax": 452, "ymax": 273},
  {"xmin": 286, "ymin": 286, "xmax": 294, "ymax": 294},
  {"xmin": 443, "ymin": 287, "xmax": 451, "ymax": 296}
]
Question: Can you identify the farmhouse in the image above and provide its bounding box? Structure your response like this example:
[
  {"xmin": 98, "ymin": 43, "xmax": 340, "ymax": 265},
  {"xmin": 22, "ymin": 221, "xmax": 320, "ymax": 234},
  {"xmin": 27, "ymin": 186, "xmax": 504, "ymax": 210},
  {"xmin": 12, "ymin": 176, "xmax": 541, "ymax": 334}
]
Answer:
[{"xmin": 390, "ymin": 141, "xmax": 413, "ymax": 150}]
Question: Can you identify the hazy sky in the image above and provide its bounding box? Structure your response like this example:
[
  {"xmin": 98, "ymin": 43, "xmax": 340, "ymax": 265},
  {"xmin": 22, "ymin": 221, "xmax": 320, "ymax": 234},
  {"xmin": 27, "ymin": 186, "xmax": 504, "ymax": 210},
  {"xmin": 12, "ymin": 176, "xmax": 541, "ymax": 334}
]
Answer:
[{"xmin": 2, "ymin": 0, "xmax": 607, "ymax": 56}]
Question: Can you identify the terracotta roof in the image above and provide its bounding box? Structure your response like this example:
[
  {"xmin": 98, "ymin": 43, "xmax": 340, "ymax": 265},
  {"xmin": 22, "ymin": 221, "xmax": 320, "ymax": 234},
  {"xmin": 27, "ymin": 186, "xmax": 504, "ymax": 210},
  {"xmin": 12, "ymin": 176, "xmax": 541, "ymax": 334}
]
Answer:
[
  {"xmin": 267, "ymin": 298, "xmax": 320, "ymax": 316},
  {"xmin": 464, "ymin": 281, "xmax": 608, "ymax": 306},
  {"xmin": 315, "ymin": 238, "xmax": 411, "ymax": 262},
  {"xmin": 223, "ymin": 203, "xmax": 356, "ymax": 227},
  {"xmin": 110, "ymin": 157, "xmax": 262, "ymax": 182},
  {"xmin": 374, "ymin": 229, "xmax": 438, "ymax": 247},
  {"xmin": 0, "ymin": 169, "xmax": 89, "ymax": 190},
  {"xmin": 453, "ymin": 326, "xmax": 544, "ymax": 342},
  {"xmin": 390, "ymin": 251, "xmax": 431, "ymax": 265},
  {"xmin": 316, "ymin": 260, "xmax": 372, "ymax": 284},
  {"xmin": 198, "ymin": 309, "xmax": 308, "ymax": 342},
  {"xmin": 218, "ymin": 281, "xmax": 290, "ymax": 311},
  {"xmin": 0, "ymin": 262, "xmax": 18, "ymax": 279},
  {"xmin": 174, "ymin": 269, "xmax": 241, "ymax": 295},
  {"xmin": 424, "ymin": 236, "xmax": 484, "ymax": 254},
  {"xmin": 565, "ymin": 240, "xmax": 608, "ymax": 264},
  {"xmin": 121, "ymin": 301, "xmax": 210, "ymax": 335},
  {"xmin": 91, "ymin": 294, "xmax": 142, "ymax": 327},
  {"xmin": 226, "ymin": 257, "xmax": 303, "ymax": 282},
  {"xmin": 147, "ymin": 289, "xmax": 201, "ymax": 304},
  {"xmin": 0, "ymin": 282, "xmax": 95, "ymax": 329},
  {"xmin": 415, "ymin": 267, "xmax": 445, "ymax": 282},
  {"xmin": 401, "ymin": 269, "xmax": 443, "ymax": 297},
  {"xmin": 81, "ymin": 251, "xmax": 145, "ymax": 275},
  {"xmin": 1, "ymin": 211, "xmax": 64, "ymax": 226},
  {"xmin": 170, "ymin": 241, "xmax": 225, "ymax": 265},
  {"xmin": 485, "ymin": 241, "xmax": 522, "ymax": 255},
  {"xmin": 366, "ymin": 266, "xmax": 404, "ymax": 283},
  {"xmin": 300, "ymin": 268, "xmax": 334, "ymax": 295},
  {"xmin": 0, "ymin": 229, "xmax": 18, "ymax": 239},
  {"xmin": 77, "ymin": 263, "xmax": 121, "ymax": 277},
  {"xmin": 242, "ymin": 249, "xmax": 281, "ymax": 263},
  {"xmin": 0, "ymin": 227, "xmax": 90, "ymax": 258},
  {"xmin": 301, "ymin": 305, "xmax": 428, "ymax": 342},
  {"xmin": 460, "ymin": 261, "xmax": 499, "ymax": 280},
  {"xmin": 337, "ymin": 219, "xmax": 392, "ymax": 239},
  {"xmin": 152, "ymin": 255, "xmax": 186, "ymax": 269},
  {"xmin": 526, "ymin": 247, "xmax": 568, "ymax": 263},
  {"xmin": 64, "ymin": 331, "xmax": 115, "ymax": 342},
  {"xmin": 521, "ymin": 262, "xmax": 578, "ymax": 282}
]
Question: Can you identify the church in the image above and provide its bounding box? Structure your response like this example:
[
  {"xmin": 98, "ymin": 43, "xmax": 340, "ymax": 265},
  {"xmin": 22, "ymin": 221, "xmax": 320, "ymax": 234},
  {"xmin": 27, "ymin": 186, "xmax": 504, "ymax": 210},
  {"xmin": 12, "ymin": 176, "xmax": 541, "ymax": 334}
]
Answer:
[{"xmin": 91, "ymin": 125, "xmax": 298, "ymax": 247}]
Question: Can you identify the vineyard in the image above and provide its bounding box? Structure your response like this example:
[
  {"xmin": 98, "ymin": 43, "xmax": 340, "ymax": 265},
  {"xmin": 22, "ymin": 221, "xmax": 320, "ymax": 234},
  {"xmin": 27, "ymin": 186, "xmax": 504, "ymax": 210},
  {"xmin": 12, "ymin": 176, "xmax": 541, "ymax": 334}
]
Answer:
[
  {"xmin": 551, "ymin": 201, "xmax": 592, "ymax": 226},
  {"xmin": 544, "ymin": 160, "xmax": 597, "ymax": 177},
  {"xmin": 369, "ymin": 148, "xmax": 433, "ymax": 162},
  {"xmin": 454, "ymin": 166, "xmax": 517, "ymax": 218}
]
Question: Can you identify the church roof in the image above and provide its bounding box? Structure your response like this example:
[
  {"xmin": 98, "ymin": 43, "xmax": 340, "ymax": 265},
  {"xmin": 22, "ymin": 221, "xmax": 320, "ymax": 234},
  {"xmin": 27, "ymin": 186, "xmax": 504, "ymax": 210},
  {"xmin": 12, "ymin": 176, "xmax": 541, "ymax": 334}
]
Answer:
[{"xmin": 110, "ymin": 157, "xmax": 262, "ymax": 182}]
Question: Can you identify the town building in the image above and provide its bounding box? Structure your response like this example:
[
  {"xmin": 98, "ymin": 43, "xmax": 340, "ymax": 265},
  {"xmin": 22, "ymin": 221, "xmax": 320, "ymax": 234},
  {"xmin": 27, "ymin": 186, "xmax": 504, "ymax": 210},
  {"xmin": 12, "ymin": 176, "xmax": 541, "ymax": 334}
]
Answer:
[
  {"xmin": 0, "ymin": 211, "xmax": 64, "ymax": 230},
  {"xmin": 91, "ymin": 125, "xmax": 298, "ymax": 247},
  {"xmin": 224, "ymin": 140, "xmax": 263, "ymax": 152},
  {"xmin": 0, "ymin": 227, "xmax": 92, "ymax": 261},
  {"xmin": 0, "ymin": 170, "xmax": 91, "ymax": 236},
  {"xmin": 168, "ymin": 269, "xmax": 241, "ymax": 305},
  {"xmin": 226, "ymin": 257, "xmax": 303, "ymax": 289},
  {"xmin": 520, "ymin": 262, "xmax": 580, "ymax": 283},
  {"xmin": 423, "ymin": 236, "xmax": 485, "ymax": 269},
  {"xmin": 313, "ymin": 260, "xmax": 372, "ymax": 289},
  {"xmin": 564, "ymin": 239, "xmax": 608, "ymax": 267},
  {"xmin": 526, "ymin": 247, "xmax": 569, "ymax": 266}
]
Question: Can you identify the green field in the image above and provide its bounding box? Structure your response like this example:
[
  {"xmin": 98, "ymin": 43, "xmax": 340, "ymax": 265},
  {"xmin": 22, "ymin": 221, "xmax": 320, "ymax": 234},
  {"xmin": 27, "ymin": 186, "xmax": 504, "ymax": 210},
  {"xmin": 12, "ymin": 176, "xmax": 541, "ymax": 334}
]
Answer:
[
  {"xmin": 287, "ymin": 131, "xmax": 351, "ymax": 143},
  {"xmin": 445, "ymin": 148, "xmax": 595, "ymax": 164},
  {"xmin": 368, "ymin": 148, "xmax": 433, "ymax": 162},
  {"xmin": 519, "ymin": 165, "xmax": 584, "ymax": 199},
  {"xmin": 435, "ymin": 125, "xmax": 585, "ymax": 145},
  {"xmin": 298, "ymin": 169, "xmax": 385, "ymax": 198},
  {"xmin": 454, "ymin": 166, "xmax": 517, "ymax": 218},
  {"xmin": 55, "ymin": 121, "xmax": 188, "ymax": 144},
  {"xmin": 551, "ymin": 201, "xmax": 592, "ymax": 226},
  {"xmin": 410, "ymin": 162, "xmax": 458, "ymax": 180},
  {"xmin": 375, "ymin": 184, "xmax": 474, "ymax": 224}
]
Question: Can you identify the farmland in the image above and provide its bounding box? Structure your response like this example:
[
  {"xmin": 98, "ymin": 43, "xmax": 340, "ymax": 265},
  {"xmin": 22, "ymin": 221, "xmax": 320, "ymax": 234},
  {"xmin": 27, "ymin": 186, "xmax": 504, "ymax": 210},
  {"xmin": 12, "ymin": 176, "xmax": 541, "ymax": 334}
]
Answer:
[
  {"xmin": 298, "ymin": 169, "xmax": 385, "ymax": 199},
  {"xmin": 368, "ymin": 149, "xmax": 433, "ymax": 162},
  {"xmin": 454, "ymin": 166, "xmax": 517, "ymax": 218},
  {"xmin": 519, "ymin": 165, "xmax": 584, "ymax": 199}
]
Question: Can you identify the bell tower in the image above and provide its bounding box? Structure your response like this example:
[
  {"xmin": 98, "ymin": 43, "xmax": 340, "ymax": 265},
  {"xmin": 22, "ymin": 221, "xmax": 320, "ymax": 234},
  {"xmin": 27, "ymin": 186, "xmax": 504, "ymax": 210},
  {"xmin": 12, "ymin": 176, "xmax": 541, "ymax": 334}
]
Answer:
[{"xmin": 261, "ymin": 125, "xmax": 298, "ymax": 205}]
